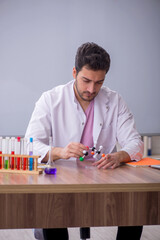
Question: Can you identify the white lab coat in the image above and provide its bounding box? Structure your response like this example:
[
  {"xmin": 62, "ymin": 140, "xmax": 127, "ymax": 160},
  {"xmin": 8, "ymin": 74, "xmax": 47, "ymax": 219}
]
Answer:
[{"xmin": 25, "ymin": 80, "xmax": 144, "ymax": 162}]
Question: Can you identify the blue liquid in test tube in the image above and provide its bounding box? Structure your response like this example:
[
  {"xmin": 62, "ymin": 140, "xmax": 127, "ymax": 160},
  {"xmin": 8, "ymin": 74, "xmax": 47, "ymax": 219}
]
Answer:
[{"xmin": 29, "ymin": 137, "xmax": 33, "ymax": 171}]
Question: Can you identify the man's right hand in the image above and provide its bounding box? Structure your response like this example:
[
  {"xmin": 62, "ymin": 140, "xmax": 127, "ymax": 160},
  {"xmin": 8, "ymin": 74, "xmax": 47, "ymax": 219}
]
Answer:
[
  {"xmin": 60, "ymin": 142, "xmax": 88, "ymax": 159},
  {"xmin": 42, "ymin": 142, "xmax": 88, "ymax": 163}
]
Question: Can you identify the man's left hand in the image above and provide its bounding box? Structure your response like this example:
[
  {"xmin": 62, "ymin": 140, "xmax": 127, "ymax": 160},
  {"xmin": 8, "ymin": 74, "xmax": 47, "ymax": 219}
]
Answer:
[{"xmin": 93, "ymin": 151, "xmax": 131, "ymax": 169}]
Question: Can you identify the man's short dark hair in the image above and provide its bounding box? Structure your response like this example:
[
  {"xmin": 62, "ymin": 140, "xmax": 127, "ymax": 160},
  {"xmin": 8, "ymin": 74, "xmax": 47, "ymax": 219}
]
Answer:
[{"xmin": 75, "ymin": 42, "xmax": 110, "ymax": 74}]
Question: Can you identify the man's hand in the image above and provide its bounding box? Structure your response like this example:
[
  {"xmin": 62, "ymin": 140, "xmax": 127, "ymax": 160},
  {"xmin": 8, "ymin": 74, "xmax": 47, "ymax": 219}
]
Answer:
[
  {"xmin": 42, "ymin": 142, "xmax": 87, "ymax": 163},
  {"xmin": 60, "ymin": 142, "xmax": 88, "ymax": 159},
  {"xmin": 93, "ymin": 151, "xmax": 131, "ymax": 169}
]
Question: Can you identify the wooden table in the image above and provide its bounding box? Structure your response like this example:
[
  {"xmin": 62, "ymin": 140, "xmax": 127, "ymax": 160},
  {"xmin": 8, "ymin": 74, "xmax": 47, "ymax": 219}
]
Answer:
[{"xmin": 0, "ymin": 159, "xmax": 160, "ymax": 229}]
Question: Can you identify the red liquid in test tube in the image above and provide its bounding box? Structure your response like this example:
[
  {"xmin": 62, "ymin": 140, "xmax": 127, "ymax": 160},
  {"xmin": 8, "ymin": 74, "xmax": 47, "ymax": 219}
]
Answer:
[
  {"xmin": 11, "ymin": 137, "xmax": 15, "ymax": 170},
  {"xmin": 23, "ymin": 157, "xmax": 26, "ymax": 170},
  {"xmin": 0, "ymin": 137, "xmax": 2, "ymax": 169},
  {"xmin": 23, "ymin": 138, "xmax": 27, "ymax": 170},
  {"xmin": 0, "ymin": 151, "xmax": 2, "ymax": 169},
  {"xmin": 11, "ymin": 151, "xmax": 15, "ymax": 169},
  {"xmin": 16, "ymin": 137, "xmax": 21, "ymax": 170}
]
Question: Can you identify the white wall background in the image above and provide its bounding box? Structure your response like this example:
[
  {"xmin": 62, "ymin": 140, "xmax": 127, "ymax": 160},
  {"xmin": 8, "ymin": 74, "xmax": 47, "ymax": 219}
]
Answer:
[{"xmin": 0, "ymin": 0, "xmax": 160, "ymax": 135}]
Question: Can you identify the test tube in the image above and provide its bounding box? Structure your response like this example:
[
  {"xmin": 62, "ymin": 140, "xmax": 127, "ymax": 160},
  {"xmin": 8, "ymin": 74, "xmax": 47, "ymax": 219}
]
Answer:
[
  {"xmin": 29, "ymin": 137, "xmax": 33, "ymax": 171},
  {"xmin": 0, "ymin": 137, "xmax": 3, "ymax": 169},
  {"xmin": 148, "ymin": 136, "xmax": 152, "ymax": 156},
  {"xmin": 4, "ymin": 137, "xmax": 10, "ymax": 169},
  {"xmin": 23, "ymin": 138, "xmax": 27, "ymax": 170},
  {"xmin": 11, "ymin": 137, "xmax": 15, "ymax": 170},
  {"xmin": 16, "ymin": 137, "xmax": 21, "ymax": 170}
]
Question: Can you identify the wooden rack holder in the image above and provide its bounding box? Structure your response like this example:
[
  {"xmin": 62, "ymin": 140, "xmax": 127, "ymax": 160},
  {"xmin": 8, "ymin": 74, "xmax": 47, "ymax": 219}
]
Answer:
[{"xmin": 0, "ymin": 153, "xmax": 42, "ymax": 175}]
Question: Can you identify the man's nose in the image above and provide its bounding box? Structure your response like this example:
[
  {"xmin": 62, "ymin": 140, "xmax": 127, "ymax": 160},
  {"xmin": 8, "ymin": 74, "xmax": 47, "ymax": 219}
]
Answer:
[{"xmin": 87, "ymin": 83, "xmax": 95, "ymax": 93}]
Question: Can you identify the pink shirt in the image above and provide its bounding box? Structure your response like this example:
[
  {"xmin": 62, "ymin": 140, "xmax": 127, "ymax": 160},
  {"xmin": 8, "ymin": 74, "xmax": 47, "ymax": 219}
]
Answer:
[{"xmin": 80, "ymin": 100, "xmax": 94, "ymax": 160}]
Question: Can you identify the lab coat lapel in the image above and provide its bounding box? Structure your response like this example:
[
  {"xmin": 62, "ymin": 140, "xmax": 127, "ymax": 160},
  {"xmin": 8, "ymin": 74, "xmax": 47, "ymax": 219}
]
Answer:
[{"xmin": 93, "ymin": 90, "xmax": 109, "ymax": 145}]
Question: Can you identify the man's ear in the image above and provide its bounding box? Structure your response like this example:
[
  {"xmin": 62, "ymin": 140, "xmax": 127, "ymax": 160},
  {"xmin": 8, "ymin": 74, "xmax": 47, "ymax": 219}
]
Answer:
[{"xmin": 72, "ymin": 67, "xmax": 77, "ymax": 79}]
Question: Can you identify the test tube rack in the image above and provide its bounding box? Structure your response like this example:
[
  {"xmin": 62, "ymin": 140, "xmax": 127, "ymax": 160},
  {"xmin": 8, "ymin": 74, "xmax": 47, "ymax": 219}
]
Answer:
[{"xmin": 0, "ymin": 153, "xmax": 42, "ymax": 175}]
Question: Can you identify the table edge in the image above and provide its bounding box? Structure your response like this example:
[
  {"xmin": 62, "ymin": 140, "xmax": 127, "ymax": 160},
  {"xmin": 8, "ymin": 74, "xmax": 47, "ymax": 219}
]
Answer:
[{"xmin": 0, "ymin": 183, "xmax": 160, "ymax": 193}]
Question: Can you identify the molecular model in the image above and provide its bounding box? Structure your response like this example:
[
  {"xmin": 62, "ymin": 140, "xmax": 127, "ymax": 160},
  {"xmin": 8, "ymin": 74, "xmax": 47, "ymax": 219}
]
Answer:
[{"xmin": 79, "ymin": 145, "xmax": 105, "ymax": 161}]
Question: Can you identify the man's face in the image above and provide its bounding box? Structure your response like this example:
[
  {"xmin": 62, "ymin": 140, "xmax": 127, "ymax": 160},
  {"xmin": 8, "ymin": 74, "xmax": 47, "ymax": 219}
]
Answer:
[{"xmin": 73, "ymin": 66, "xmax": 106, "ymax": 102}]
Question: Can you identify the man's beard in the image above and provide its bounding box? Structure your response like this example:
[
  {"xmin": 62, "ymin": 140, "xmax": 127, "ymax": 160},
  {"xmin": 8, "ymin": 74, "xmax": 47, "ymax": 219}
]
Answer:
[{"xmin": 74, "ymin": 80, "xmax": 97, "ymax": 102}]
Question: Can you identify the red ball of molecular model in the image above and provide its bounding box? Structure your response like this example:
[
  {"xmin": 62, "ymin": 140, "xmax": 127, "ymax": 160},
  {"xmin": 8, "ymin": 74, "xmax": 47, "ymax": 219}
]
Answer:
[{"xmin": 79, "ymin": 145, "xmax": 105, "ymax": 161}]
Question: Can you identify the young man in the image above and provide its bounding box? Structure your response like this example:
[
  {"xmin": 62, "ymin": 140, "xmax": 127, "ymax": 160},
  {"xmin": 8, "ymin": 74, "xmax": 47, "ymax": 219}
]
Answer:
[{"xmin": 25, "ymin": 42, "xmax": 144, "ymax": 240}]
